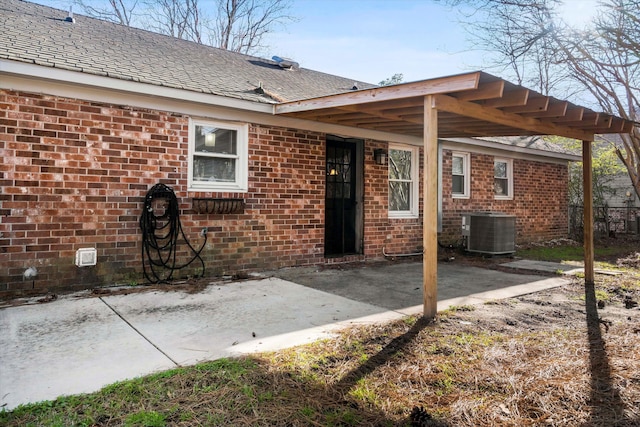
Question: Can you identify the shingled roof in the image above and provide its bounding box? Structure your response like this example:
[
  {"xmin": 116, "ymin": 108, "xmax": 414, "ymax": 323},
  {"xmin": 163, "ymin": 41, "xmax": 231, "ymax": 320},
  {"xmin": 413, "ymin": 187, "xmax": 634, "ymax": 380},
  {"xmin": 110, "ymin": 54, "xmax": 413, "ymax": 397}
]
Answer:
[
  {"xmin": 1, "ymin": 0, "xmax": 375, "ymax": 103},
  {"xmin": 3, "ymin": 0, "xmax": 625, "ymax": 158}
]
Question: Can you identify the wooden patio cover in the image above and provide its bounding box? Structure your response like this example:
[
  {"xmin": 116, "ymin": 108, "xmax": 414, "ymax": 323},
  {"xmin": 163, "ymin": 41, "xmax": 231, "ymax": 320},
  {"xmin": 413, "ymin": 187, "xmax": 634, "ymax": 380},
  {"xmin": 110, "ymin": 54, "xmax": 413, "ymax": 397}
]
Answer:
[{"xmin": 274, "ymin": 71, "xmax": 636, "ymax": 319}]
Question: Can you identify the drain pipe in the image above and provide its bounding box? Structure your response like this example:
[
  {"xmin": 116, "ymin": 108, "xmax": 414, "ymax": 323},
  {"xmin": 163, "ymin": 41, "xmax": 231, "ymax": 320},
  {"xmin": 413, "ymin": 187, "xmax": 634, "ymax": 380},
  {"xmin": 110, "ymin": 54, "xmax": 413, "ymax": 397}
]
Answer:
[
  {"xmin": 383, "ymin": 240, "xmax": 462, "ymax": 258},
  {"xmin": 382, "ymin": 246, "xmax": 424, "ymax": 258}
]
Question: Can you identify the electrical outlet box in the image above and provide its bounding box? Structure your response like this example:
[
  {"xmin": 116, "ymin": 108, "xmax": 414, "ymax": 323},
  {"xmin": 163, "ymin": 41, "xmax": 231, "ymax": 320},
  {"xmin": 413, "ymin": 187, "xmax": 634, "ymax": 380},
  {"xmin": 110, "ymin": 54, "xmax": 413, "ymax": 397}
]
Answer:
[{"xmin": 75, "ymin": 248, "xmax": 97, "ymax": 267}]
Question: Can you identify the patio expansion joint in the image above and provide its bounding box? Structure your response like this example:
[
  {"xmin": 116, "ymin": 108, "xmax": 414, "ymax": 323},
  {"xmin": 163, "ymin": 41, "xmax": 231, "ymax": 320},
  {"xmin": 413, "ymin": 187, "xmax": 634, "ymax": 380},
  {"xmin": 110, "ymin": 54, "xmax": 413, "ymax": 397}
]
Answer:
[{"xmin": 98, "ymin": 297, "xmax": 181, "ymax": 368}]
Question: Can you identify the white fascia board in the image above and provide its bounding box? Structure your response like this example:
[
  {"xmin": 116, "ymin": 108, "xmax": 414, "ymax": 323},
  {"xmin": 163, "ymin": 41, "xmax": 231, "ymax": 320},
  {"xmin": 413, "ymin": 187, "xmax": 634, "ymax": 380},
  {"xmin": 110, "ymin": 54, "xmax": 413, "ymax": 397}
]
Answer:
[
  {"xmin": 0, "ymin": 59, "xmax": 273, "ymax": 114},
  {"xmin": 0, "ymin": 60, "xmax": 420, "ymax": 145},
  {"xmin": 440, "ymin": 137, "xmax": 581, "ymax": 164}
]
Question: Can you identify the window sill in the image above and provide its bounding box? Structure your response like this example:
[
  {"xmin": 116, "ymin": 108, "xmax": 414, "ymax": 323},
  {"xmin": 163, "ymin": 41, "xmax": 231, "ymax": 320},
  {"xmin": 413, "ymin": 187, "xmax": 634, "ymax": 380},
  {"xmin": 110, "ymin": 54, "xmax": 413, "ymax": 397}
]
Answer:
[
  {"xmin": 189, "ymin": 183, "xmax": 248, "ymax": 193},
  {"xmin": 389, "ymin": 213, "xmax": 419, "ymax": 220}
]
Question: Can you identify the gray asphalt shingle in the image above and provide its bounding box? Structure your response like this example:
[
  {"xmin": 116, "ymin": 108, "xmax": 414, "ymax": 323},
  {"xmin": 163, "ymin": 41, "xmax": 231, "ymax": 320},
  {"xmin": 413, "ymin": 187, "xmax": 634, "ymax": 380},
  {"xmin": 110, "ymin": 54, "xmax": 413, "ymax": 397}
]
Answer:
[{"xmin": 1, "ymin": 0, "xmax": 375, "ymax": 104}]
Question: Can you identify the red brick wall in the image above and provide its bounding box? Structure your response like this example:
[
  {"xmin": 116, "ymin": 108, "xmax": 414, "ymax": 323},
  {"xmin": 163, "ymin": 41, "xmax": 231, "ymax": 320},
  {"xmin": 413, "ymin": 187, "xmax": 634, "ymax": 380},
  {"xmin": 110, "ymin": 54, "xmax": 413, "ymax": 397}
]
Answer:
[
  {"xmin": 0, "ymin": 89, "xmax": 570, "ymax": 294},
  {"xmin": 0, "ymin": 90, "xmax": 329, "ymax": 293},
  {"xmin": 364, "ymin": 141, "xmax": 424, "ymax": 258},
  {"xmin": 440, "ymin": 150, "xmax": 569, "ymax": 245}
]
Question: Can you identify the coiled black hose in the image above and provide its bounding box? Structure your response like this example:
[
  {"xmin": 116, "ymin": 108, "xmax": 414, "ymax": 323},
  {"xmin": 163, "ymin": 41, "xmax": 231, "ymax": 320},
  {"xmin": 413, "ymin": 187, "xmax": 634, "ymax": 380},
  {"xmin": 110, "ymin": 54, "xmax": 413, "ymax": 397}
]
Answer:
[{"xmin": 139, "ymin": 183, "xmax": 206, "ymax": 283}]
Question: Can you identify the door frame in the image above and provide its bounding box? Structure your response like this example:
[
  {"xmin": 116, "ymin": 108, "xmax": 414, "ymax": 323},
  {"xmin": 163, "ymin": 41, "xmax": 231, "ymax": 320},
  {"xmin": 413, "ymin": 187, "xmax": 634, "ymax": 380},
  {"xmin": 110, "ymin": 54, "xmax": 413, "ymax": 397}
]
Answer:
[{"xmin": 325, "ymin": 135, "xmax": 364, "ymax": 256}]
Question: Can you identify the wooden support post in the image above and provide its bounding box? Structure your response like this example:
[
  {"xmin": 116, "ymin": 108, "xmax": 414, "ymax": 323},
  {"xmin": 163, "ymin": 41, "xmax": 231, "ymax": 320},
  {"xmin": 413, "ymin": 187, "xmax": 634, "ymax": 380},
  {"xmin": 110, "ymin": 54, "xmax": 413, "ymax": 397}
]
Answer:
[
  {"xmin": 423, "ymin": 95, "xmax": 438, "ymax": 319},
  {"xmin": 582, "ymin": 140, "xmax": 595, "ymax": 285}
]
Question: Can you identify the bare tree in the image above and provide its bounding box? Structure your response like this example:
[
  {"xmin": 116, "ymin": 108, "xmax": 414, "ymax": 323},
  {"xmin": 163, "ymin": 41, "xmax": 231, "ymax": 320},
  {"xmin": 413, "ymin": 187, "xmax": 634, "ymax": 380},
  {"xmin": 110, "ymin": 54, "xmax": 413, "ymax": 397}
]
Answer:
[
  {"xmin": 75, "ymin": 0, "xmax": 139, "ymax": 25},
  {"xmin": 558, "ymin": 0, "xmax": 640, "ymax": 199},
  {"xmin": 463, "ymin": 0, "xmax": 565, "ymax": 94},
  {"xmin": 146, "ymin": 0, "xmax": 203, "ymax": 43},
  {"xmin": 447, "ymin": 0, "xmax": 640, "ymax": 199},
  {"xmin": 75, "ymin": 0, "xmax": 293, "ymax": 54},
  {"xmin": 209, "ymin": 0, "xmax": 293, "ymax": 54}
]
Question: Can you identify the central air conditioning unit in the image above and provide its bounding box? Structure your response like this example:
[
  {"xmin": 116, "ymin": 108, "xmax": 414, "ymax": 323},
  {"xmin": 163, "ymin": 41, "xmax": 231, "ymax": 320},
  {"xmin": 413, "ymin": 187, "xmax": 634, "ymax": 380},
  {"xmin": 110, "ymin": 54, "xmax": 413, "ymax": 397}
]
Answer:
[{"xmin": 462, "ymin": 212, "xmax": 516, "ymax": 255}]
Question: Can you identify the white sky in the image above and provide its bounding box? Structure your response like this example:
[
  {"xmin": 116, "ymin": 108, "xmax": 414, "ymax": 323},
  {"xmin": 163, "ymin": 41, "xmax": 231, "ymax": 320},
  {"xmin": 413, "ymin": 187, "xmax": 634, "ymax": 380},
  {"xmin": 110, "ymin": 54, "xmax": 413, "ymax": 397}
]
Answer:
[
  {"xmin": 263, "ymin": 0, "xmax": 479, "ymax": 84},
  {"xmin": 262, "ymin": 0, "xmax": 601, "ymax": 84}
]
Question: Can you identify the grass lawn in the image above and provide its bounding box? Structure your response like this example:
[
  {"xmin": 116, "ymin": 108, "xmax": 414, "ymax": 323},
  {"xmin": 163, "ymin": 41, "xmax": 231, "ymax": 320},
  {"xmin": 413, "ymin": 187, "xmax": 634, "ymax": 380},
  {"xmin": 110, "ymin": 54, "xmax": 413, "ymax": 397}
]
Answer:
[
  {"xmin": 1, "ymin": 239, "xmax": 639, "ymax": 426},
  {"xmin": 516, "ymin": 238, "xmax": 638, "ymax": 265}
]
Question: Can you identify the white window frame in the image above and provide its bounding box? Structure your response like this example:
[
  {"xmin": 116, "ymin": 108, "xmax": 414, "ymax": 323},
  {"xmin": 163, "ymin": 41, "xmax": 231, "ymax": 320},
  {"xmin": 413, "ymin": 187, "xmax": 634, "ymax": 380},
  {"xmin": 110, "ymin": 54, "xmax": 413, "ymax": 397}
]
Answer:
[
  {"xmin": 388, "ymin": 144, "xmax": 419, "ymax": 219},
  {"xmin": 494, "ymin": 158, "xmax": 513, "ymax": 200},
  {"xmin": 451, "ymin": 151, "xmax": 470, "ymax": 199},
  {"xmin": 188, "ymin": 118, "xmax": 248, "ymax": 192}
]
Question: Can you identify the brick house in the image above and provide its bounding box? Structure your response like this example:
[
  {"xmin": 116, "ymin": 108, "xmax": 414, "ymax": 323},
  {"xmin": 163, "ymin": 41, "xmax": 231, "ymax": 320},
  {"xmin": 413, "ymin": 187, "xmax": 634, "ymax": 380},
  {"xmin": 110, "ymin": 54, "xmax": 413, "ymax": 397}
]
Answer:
[{"xmin": 4, "ymin": 0, "xmax": 627, "ymax": 296}]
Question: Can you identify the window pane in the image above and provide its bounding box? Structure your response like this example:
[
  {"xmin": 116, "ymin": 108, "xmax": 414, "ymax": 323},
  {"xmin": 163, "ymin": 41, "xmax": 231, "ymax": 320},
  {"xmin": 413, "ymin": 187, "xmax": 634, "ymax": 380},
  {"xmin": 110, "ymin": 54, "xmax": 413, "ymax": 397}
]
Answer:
[
  {"xmin": 494, "ymin": 161, "xmax": 507, "ymax": 178},
  {"xmin": 494, "ymin": 178, "xmax": 509, "ymax": 196},
  {"xmin": 389, "ymin": 149, "xmax": 412, "ymax": 180},
  {"xmin": 452, "ymin": 156, "xmax": 464, "ymax": 175},
  {"xmin": 195, "ymin": 126, "xmax": 237, "ymax": 155},
  {"xmin": 452, "ymin": 175, "xmax": 464, "ymax": 194},
  {"xmin": 389, "ymin": 181, "xmax": 411, "ymax": 211},
  {"xmin": 193, "ymin": 156, "xmax": 236, "ymax": 182}
]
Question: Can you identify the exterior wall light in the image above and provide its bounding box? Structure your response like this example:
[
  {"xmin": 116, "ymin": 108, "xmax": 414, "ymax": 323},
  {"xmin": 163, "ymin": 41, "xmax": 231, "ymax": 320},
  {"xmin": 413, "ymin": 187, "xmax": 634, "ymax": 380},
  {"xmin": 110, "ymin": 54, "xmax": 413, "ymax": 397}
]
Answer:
[{"xmin": 374, "ymin": 148, "xmax": 387, "ymax": 165}]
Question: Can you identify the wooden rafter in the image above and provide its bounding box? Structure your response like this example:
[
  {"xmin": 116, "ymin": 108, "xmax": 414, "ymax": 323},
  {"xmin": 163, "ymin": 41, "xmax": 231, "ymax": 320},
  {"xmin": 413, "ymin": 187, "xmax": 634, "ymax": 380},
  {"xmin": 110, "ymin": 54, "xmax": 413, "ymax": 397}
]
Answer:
[
  {"xmin": 454, "ymin": 80, "xmax": 504, "ymax": 101},
  {"xmin": 481, "ymin": 88, "xmax": 529, "ymax": 108},
  {"xmin": 551, "ymin": 107, "xmax": 584, "ymax": 123},
  {"xmin": 432, "ymin": 94, "xmax": 594, "ymax": 141},
  {"xmin": 275, "ymin": 72, "xmax": 631, "ymax": 141},
  {"xmin": 521, "ymin": 100, "xmax": 568, "ymax": 118},
  {"xmin": 274, "ymin": 72, "xmax": 481, "ymax": 114},
  {"xmin": 503, "ymin": 94, "xmax": 549, "ymax": 113}
]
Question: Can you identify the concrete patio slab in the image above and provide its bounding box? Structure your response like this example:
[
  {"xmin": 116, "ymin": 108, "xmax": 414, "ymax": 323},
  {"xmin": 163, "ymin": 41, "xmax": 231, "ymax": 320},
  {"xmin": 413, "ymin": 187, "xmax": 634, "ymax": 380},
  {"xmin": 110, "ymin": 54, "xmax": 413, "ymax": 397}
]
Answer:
[
  {"xmin": 0, "ymin": 297, "xmax": 175, "ymax": 411},
  {"xmin": 501, "ymin": 259, "xmax": 584, "ymax": 275},
  {"xmin": 0, "ymin": 278, "xmax": 392, "ymax": 410},
  {"xmin": 270, "ymin": 262, "xmax": 563, "ymax": 309},
  {"xmin": 0, "ymin": 261, "xmax": 571, "ymax": 411},
  {"xmin": 101, "ymin": 278, "xmax": 390, "ymax": 366}
]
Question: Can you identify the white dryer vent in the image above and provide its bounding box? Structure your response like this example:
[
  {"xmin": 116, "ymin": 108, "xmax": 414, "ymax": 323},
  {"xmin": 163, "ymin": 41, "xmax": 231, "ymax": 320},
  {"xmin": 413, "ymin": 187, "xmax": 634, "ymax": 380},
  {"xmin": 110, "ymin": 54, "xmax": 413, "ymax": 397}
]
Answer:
[{"xmin": 75, "ymin": 248, "xmax": 97, "ymax": 267}]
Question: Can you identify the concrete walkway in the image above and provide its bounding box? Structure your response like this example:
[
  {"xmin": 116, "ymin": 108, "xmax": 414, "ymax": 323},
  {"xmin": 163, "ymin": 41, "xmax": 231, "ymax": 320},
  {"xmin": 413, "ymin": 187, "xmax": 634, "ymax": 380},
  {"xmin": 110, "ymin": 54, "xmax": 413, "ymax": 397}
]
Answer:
[{"xmin": 0, "ymin": 261, "xmax": 569, "ymax": 411}]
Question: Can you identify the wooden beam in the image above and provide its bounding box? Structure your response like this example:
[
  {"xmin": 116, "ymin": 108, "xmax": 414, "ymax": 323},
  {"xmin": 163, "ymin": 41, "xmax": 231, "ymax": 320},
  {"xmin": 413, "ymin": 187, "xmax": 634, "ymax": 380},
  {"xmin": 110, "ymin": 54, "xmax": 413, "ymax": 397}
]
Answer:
[
  {"xmin": 332, "ymin": 112, "xmax": 377, "ymax": 123},
  {"xmin": 380, "ymin": 106, "xmax": 424, "ymax": 117},
  {"xmin": 274, "ymin": 72, "xmax": 481, "ymax": 114},
  {"xmin": 343, "ymin": 98, "xmax": 425, "ymax": 113},
  {"xmin": 609, "ymin": 117, "xmax": 627, "ymax": 133},
  {"xmin": 423, "ymin": 95, "xmax": 438, "ymax": 320},
  {"xmin": 455, "ymin": 80, "xmax": 504, "ymax": 101},
  {"xmin": 433, "ymin": 94, "xmax": 595, "ymax": 141},
  {"xmin": 581, "ymin": 114, "xmax": 613, "ymax": 131},
  {"xmin": 503, "ymin": 95, "xmax": 549, "ymax": 114},
  {"xmin": 369, "ymin": 122, "xmax": 422, "ymax": 134},
  {"xmin": 370, "ymin": 125, "xmax": 422, "ymax": 132},
  {"xmin": 482, "ymin": 88, "xmax": 529, "ymax": 108},
  {"xmin": 554, "ymin": 111, "xmax": 599, "ymax": 127},
  {"xmin": 551, "ymin": 106, "xmax": 584, "ymax": 123},
  {"xmin": 619, "ymin": 117, "xmax": 636, "ymax": 133},
  {"xmin": 336, "ymin": 116, "xmax": 396, "ymax": 126},
  {"xmin": 522, "ymin": 101, "xmax": 568, "ymax": 118},
  {"xmin": 583, "ymin": 140, "xmax": 595, "ymax": 285},
  {"xmin": 284, "ymin": 109, "xmax": 342, "ymax": 120}
]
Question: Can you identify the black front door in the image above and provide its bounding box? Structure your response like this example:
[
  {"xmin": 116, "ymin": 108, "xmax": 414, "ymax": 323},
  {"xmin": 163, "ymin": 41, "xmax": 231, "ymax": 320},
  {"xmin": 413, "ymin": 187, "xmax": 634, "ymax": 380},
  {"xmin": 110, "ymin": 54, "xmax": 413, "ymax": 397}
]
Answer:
[{"xmin": 325, "ymin": 137, "xmax": 361, "ymax": 256}]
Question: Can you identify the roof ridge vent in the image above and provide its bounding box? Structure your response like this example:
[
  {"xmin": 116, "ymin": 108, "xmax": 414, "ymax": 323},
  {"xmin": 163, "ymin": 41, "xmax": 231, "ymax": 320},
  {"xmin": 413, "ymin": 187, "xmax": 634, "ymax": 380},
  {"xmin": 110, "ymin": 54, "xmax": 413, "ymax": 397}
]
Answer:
[
  {"xmin": 272, "ymin": 55, "xmax": 298, "ymax": 70},
  {"xmin": 65, "ymin": 6, "xmax": 75, "ymax": 23}
]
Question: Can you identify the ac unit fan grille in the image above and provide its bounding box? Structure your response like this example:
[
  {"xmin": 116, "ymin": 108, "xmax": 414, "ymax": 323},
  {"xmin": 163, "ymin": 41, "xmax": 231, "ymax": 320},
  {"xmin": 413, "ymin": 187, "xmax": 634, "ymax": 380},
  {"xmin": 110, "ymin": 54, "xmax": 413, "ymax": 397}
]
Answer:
[{"xmin": 464, "ymin": 214, "xmax": 516, "ymax": 255}]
